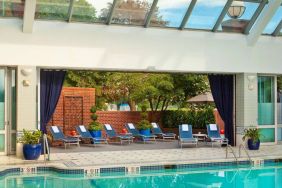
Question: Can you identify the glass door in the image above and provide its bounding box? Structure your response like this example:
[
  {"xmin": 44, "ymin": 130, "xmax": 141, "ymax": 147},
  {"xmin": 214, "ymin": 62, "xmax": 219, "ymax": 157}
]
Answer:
[
  {"xmin": 258, "ymin": 76, "xmax": 276, "ymax": 144},
  {"xmin": 0, "ymin": 68, "xmax": 16, "ymax": 155},
  {"xmin": 0, "ymin": 69, "xmax": 6, "ymax": 154},
  {"xmin": 7, "ymin": 69, "xmax": 16, "ymax": 154}
]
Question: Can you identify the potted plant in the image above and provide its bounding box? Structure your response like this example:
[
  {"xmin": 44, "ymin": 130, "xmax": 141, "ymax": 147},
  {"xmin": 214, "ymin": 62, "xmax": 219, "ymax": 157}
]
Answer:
[
  {"xmin": 88, "ymin": 106, "xmax": 103, "ymax": 138},
  {"xmin": 242, "ymin": 127, "xmax": 261, "ymax": 150},
  {"xmin": 18, "ymin": 129, "xmax": 42, "ymax": 160},
  {"xmin": 137, "ymin": 104, "xmax": 152, "ymax": 136}
]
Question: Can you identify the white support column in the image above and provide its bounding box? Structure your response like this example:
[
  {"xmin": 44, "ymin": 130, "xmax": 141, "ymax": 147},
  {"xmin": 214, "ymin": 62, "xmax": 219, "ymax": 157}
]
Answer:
[
  {"xmin": 16, "ymin": 66, "xmax": 37, "ymax": 131},
  {"xmin": 247, "ymin": 0, "xmax": 282, "ymax": 46},
  {"xmin": 23, "ymin": 0, "xmax": 36, "ymax": 33},
  {"xmin": 235, "ymin": 73, "xmax": 258, "ymax": 146}
]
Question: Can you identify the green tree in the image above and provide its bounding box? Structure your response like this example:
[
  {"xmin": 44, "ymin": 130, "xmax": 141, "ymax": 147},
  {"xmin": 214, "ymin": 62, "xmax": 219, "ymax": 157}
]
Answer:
[
  {"xmin": 64, "ymin": 71, "xmax": 110, "ymax": 110},
  {"xmin": 65, "ymin": 71, "xmax": 209, "ymax": 112},
  {"xmin": 135, "ymin": 74, "xmax": 177, "ymax": 112},
  {"xmin": 172, "ymin": 74, "xmax": 209, "ymax": 108},
  {"xmin": 103, "ymin": 73, "xmax": 143, "ymax": 111},
  {"xmin": 36, "ymin": 0, "xmax": 97, "ymax": 21},
  {"xmin": 100, "ymin": 0, "xmax": 168, "ymax": 26}
]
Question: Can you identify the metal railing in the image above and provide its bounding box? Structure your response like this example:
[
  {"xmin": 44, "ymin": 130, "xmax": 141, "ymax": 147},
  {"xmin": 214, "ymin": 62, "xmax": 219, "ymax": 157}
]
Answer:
[
  {"xmin": 43, "ymin": 134, "xmax": 50, "ymax": 161},
  {"xmin": 239, "ymin": 143, "xmax": 252, "ymax": 164},
  {"xmin": 225, "ymin": 145, "xmax": 238, "ymax": 163}
]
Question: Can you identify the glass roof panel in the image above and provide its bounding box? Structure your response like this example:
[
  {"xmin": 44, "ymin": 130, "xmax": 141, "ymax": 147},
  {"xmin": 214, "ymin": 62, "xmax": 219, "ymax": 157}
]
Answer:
[
  {"xmin": 35, "ymin": 0, "xmax": 70, "ymax": 20},
  {"xmin": 185, "ymin": 0, "xmax": 227, "ymax": 30},
  {"xmin": 218, "ymin": 2, "xmax": 259, "ymax": 32},
  {"xmin": 71, "ymin": 0, "xmax": 113, "ymax": 23},
  {"xmin": 111, "ymin": 0, "xmax": 153, "ymax": 25},
  {"xmin": 0, "ymin": 0, "xmax": 24, "ymax": 18},
  {"xmin": 263, "ymin": 6, "xmax": 282, "ymax": 35},
  {"xmin": 150, "ymin": 0, "xmax": 191, "ymax": 28}
]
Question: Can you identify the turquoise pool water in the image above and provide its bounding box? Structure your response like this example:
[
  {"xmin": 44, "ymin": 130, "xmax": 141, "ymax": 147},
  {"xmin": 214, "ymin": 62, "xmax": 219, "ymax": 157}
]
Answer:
[{"xmin": 1, "ymin": 163, "xmax": 282, "ymax": 188}]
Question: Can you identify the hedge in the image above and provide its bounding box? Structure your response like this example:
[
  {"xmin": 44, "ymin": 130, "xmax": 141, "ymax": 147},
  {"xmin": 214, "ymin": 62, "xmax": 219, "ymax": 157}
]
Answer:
[{"xmin": 161, "ymin": 107, "xmax": 215, "ymax": 129}]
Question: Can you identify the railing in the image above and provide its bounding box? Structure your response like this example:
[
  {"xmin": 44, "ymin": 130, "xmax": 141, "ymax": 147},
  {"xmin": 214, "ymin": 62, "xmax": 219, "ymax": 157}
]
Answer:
[
  {"xmin": 43, "ymin": 134, "xmax": 50, "ymax": 161},
  {"xmin": 239, "ymin": 143, "xmax": 252, "ymax": 164},
  {"xmin": 225, "ymin": 145, "xmax": 238, "ymax": 163}
]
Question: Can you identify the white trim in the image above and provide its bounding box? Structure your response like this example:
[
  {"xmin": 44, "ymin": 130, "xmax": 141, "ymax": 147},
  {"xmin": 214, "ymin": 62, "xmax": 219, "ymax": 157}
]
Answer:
[
  {"xmin": 275, "ymin": 75, "xmax": 277, "ymax": 144},
  {"xmin": 247, "ymin": 0, "xmax": 282, "ymax": 46},
  {"xmin": 23, "ymin": 0, "xmax": 36, "ymax": 33}
]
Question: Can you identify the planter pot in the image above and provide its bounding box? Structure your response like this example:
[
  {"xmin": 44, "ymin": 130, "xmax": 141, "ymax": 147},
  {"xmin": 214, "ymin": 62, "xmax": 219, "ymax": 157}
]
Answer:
[
  {"xmin": 247, "ymin": 139, "xmax": 260, "ymax": 150},
  {"xmin": 89, "ymin": 130, "xmax": 102, "ymax": 138},
  {"xmin": 23, "ymin": 143, "xmax": 42, "ymax": 160},
  {"xmin": 139, "ymin": 129, "xmax": 150, "ymax": 136}
]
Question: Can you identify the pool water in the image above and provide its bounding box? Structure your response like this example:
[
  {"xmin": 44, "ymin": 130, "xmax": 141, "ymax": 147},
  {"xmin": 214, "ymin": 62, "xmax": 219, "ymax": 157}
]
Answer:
[{"xmin": 1, "ymin": 163, "xmax": 282, "ymax": 188}]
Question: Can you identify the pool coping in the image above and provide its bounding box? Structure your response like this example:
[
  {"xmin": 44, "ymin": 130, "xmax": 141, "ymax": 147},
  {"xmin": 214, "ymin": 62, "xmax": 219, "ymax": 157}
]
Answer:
[{"xmin": 1, "ymin": 156, "xmax": 282, "ymax": 177}]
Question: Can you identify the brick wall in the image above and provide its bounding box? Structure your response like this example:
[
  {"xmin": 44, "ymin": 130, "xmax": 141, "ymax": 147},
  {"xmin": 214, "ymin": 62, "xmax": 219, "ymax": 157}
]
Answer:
[{"xmin": 47, "ymin": 87, "xmax": 95, "ymax": 135}]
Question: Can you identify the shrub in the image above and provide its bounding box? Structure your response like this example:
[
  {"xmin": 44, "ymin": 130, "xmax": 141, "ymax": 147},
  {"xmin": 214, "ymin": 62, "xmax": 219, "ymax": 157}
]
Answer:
[
  {"xmin": 161, "ymin": 106, "xmax": 215, "ymax": 129},
  {"xmin": 89, "ymin": 105, "xmax": 102, "ymax": 131},
  {"xmin": 137, "ymin": 103, "xmax": 152, "ymax": 130}
]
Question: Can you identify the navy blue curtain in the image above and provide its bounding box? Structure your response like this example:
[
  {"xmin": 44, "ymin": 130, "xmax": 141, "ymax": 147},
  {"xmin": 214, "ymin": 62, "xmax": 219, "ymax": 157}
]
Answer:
[
  {"xmin": 40, "ymin": 70, "xmax": 66, "ymax": 133},
  {"xmin": 208, "ymin": 75, "xmax": 234, "ymax": 146}
]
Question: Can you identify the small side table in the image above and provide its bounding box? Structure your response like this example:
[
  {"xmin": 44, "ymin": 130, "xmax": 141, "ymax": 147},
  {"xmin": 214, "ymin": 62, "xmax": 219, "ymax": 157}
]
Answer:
[{"xmin": 193, "ymin": 133, "xmax": 207, "ymax": 142}]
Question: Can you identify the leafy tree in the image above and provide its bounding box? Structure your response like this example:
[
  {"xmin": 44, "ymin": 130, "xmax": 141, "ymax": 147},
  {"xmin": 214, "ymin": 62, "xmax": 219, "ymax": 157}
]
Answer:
[
  {"xmin": 135, "ymin": 74, "xmax": 176, "ymax": 112},
  {"xmin": 102, "ymin": 72, "xmax": 144, "ymax": 111},
  {"xmin": 172, "ymin": 74, "xmax": 209, "ymax": 108},
  {"xmin": 65, "ymin": 71, "xmax": 209, "ymax": 112},
  {"xmin": 278, "ymin": 76, "xmax": 282, "ymax": 91},
  {"xmin": 36, "ymin": 0, "xmax": 97, "ymax": 21},
  {"xmin": 64, "ymin": 71, "xmax": 110, "ymax": 110},
  {"xmin": 100, "ymin": 0, "xmax": 168, "ymax": 26}
]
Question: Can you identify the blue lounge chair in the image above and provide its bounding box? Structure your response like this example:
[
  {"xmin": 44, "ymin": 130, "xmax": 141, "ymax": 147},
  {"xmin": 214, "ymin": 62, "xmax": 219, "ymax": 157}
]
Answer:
[
  {"xmin": 206, "ymin": 124, "xmax": 228, "ymax": 147},
  {"xmin": 125, "ymin": 123, "xmax": 156, "ymax": 144},
  {"xmin": 103, "ymin": 124, "xmax": 134, "ymax": 145},
  {"xmin": 178, "ymin": 124, "xmax": 198, "ymax": 148},
  {"xmin": 76, "ymin": 125, "xmax": 108, "ymax": 146},
  {"xmin": 49, "ymin": 126, "xmax": 80, "ymax": 149},
  {"xmin": 151, "ymin": 122, "xmax": 176, "ymax": 140}
]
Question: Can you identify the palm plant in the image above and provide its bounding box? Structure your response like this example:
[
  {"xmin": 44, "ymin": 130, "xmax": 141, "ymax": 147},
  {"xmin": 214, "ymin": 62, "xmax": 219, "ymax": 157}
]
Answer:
[{"xmin": 242, "ymin": 128, "xmax": 261, "ymax": 144}]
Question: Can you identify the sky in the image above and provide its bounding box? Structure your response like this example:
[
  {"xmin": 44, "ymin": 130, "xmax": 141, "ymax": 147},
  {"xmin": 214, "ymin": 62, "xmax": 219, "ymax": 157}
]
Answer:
[{"xmin": 86, "ymin": 0, "xmax": 282, "ymax": 34}]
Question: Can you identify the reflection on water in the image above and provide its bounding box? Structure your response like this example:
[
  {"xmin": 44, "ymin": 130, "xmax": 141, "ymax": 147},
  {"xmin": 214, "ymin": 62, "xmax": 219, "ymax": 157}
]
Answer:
[{"xmin": 1, "ymin": 164, "xmax": 282, "ymax": 188}]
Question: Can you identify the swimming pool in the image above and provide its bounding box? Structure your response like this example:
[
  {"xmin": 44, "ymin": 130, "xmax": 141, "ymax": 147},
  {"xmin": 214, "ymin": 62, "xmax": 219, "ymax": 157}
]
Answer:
[{"xmin": 0, "ymin": 162, "xmax": 282, "ymax": 188}]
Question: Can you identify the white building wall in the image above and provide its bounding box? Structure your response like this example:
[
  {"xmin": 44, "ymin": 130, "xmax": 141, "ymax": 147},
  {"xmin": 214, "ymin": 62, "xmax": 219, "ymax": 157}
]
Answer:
[
  {"xmin": 16, "ymin": 66, "xmax": 37, "ymax": 131},
  {"xmin": 236, "ymin": 73, "xmax": 258, "ymax": 145},
  {"xmin": 0, "ymin": 19, "xmax": 282, "ymax": 74}
]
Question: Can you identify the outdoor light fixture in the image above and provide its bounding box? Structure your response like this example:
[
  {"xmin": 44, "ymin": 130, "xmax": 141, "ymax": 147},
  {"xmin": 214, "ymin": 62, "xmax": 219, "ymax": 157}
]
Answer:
[
  {"xmin": 247, "ymin": 75, "xmax": 256, "ymax": 91},
  {"xmin": 227, "ymin": 1, "xmax": 246, "ymax": 19},
  {"xmin": 21, "ymin": 68, "xmax": 33, "ymax": 76}
]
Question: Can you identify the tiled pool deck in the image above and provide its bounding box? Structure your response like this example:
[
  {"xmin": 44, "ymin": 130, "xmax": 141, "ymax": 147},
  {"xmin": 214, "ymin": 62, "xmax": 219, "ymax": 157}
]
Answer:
[{"xmin": 0, "ymin": 141, "xmax": 282, "ymax": 171}]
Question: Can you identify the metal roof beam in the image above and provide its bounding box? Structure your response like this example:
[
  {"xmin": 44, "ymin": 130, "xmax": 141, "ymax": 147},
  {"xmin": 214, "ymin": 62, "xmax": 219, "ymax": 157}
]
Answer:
[
  {"xmin": 179, "ymin": 0, "xmax": 197, "ymax": 30},
  {"xmin": 247, "ymin": 0, "xmax": 282, "ymax": 45},
  {"xmin": 67, "ymin": 0, "xmax": 74, "ymax": 22},
  {"xmin": 144, "ymin": 0, "xmax": 158, "ymax": 28},
  {"xmin": 23, "ymin": 0, "xmax": 36, "ymax": 33},
  {"xmin": 212, "ymin": 0, "xmax": 234, "ymax": 32},
  {"xmin": 244, "ymin": 0, "xmax": 268, "ymax": 34},
  {"xmin": 272, "ymin": 19, "xmax": 282, "ymax": 36},
  {"xmin": 107, "ymin": 0, "xmax": 118, "ymax": 25}
]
